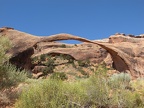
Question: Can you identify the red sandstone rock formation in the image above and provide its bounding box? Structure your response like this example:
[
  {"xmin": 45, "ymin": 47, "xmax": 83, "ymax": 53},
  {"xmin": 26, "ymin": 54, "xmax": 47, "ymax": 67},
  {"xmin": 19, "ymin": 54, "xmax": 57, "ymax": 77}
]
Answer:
[{"xmin": 0, "ymin": 27, "xmax": 144, "ymax": 78}]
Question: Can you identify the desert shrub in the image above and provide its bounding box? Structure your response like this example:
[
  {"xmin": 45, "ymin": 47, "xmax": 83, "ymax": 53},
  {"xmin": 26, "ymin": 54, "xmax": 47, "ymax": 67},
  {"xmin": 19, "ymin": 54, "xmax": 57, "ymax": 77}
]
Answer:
[
  {"xmin": 15, "ymin": 64, "xmax": 144, "ymax": 108},
  {"xmin": 78, "ymin": 60, "xmax": 86, "ymax": 67},
  {"xmin": 42, "ymin": 56, "xmax": 55, "ymax": 75},
  {"xmin": 84, "ymin": 65, "xmax": 112, "ymax": 107},
  {"xmin": 112, "ymin": 89, "xmax": 143, "ymax": 108},
  {"xmin": 15, "ymin": 79, "xmax": 87, "ymax": 108},
  {"xmin": 107, "ymin": 73, "xmax": 144, "ymax": 107},
  {"xmin": 59, "ymin": 54, "xmax": 73, "ymax": 63},
  {"xmin": 130, "ymin": 79, "xmax": 144, "ymax": 106},
  {"xmin": 0, "ymin": 64, "xmax": 28, "ymax": 89},
  {"xmin": 31, "ymin": 56, "xmax": 39, "ymax": 64},
  {"xmin": 0, "ymin": 36, "xmax": 11, "ymax": 65},
  {"xmin": 0, "ymin": 91, "xmax": 11, "ymax": 106},
  {"xmin": 61, "ymin": 54, "xmax": 74, "ymax": 63},
  {"xmin": 44, "ymin": 56, "xmax": 55, "ymax": 66},
  {"xmin": 80, "ymin": 69, "xmax": 89, "ymax": 76},
  {"xmin": 77, "ymin": 68, "xmax": 89, "ymax": 78},
  {"xmin": 15, "ymin": 79, "xmax": 66, "ymax": 108},
  {"xmin": 77, "ymin": 59, "xmax": 90, "ymax": 67},
  {"xmin": 62, "ymin": 81, "xmax": 88, "ymax": 108},
  {"xmin": 75, "ymin": 75, "xmax": 89, "ymax": 80},
  {"xmin": 61, "ymin": 44, "xmax": 66, "ymax": 48},
  {"xmin": 84, "ymin": 66, "xmax": 143, "ymax": 107},
  {"xmin": 42, "ymin": 66, "xmax": 54, "ymax": 75},
  {"xmin": 74, "ymin": 44, "xmax": 77, "ymax": 46},
  {"xmin": 0, "ymin": 37, "xmax": 28, "ymax": 89},
  {"xmin": 50, "ymin": 72, "xmax": 68, "ymax": 80},
  {"xmin": 109, "ymin": 73, "xmax": 131, "ymax": 89},
  {"xmin": 40, "ymin": 54, "xmax": 46, "ymax": 61}
]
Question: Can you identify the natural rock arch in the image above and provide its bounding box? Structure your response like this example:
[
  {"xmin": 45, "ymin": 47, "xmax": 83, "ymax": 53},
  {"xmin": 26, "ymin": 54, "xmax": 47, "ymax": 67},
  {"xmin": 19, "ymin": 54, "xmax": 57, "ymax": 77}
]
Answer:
[{"xmin": 0, "ymin": 27, "xmax": 144, "ymax": 78}]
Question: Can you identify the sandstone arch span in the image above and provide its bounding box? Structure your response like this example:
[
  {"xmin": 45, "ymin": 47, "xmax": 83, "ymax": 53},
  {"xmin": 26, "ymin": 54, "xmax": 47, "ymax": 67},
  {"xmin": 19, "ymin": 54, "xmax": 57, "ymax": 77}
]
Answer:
[{"xmin": 0, "ymin": 27, "xmax": 143, "ymax": 78}]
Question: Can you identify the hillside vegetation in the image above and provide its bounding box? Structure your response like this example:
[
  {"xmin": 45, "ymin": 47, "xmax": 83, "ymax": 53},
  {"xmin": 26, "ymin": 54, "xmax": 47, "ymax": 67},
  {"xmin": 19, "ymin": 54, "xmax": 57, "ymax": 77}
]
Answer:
[
  {"xmin": 0, "ymin": 33, "xmax": 144, "ymax": 107},
  {"xmin": 14, "ymin": 65, "xmax": 144, "ymax": 108}
]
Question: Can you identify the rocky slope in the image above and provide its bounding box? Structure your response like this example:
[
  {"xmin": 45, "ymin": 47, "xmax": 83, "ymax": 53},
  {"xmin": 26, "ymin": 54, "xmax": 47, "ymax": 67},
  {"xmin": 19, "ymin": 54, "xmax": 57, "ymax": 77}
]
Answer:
[{"xmin": 0, "ymin": 27, "xmax": 144, "ymax": 79}]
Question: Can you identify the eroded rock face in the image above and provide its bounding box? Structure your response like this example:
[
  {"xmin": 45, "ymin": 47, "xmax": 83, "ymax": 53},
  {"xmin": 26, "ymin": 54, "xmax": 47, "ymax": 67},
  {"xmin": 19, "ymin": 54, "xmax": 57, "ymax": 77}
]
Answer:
[
  {"xmin": 33, "ymin": 34, "xmax": 144, "ymax": 78},
  {"xmin": 109, "ymin": 34, "xmax": 144, "ymax": 43},
  {"xmin": 0, "ymin": 27, "xmax": 108, "ymax": 71},
  {"xmin": 9, "ymin": 48, "xmax": 34, "ymax": 70},
  {"xmin": 33, "ymin": 42, "xmax": 107, "ymax": 62},
  {"xmin": 0, "ymin": 27, "xmax": 40, "ymax": 69},
  {"xmin": 0, "ymin": 27, "xmax": 144, "ymax": 78},
  {"xmin": 103, "ymin": 34, "xmax": 144, "ymax": 78}
]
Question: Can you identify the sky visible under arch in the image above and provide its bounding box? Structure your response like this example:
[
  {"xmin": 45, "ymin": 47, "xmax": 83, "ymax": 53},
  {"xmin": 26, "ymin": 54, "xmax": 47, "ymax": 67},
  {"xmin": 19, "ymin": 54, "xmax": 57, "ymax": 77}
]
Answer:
[{"xmin": 0, "ymin": 0, "xmax": 144, "ymax": 43}]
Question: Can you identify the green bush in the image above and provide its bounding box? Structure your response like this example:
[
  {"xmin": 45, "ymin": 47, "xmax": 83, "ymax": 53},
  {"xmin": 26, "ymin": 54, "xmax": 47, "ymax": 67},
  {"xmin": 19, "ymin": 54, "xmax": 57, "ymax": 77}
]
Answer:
[
  {"xmin": 42, "ymin": 56, "xmax": 55, "ymax": 75},
  {"xmin": 78, "ymin": 60, "xmax": 86, "ymax": 67},
  {"xmin": 0, "ymin": 36, "xmax": 11, "ymax": 65},
  {"xmin": 0, "ymin": 64, "xmax": 28, "ymax": 90},
  {"xmin": 84, "ymin": 65, "xmax": 112, "ymax": 107},
  {"xmin": 15, "ymin": 79, "xmax": 87, "ymax": 108},
  {"xmin": 109, "ymin": 73, "xmax": 131, "ymax": 89},
  {"xmin": 31, "ymin": 56, "xmax": 39, "ymax": 64},
  {"xmin": 40, "ymin": 54, "xmax": 46, "ymax": 61},
  {"xmin": 78, "ymin": 68, "xmax": 89, "ymax": 78},
  {"xmin": 0, "ymin": 36, "xmax": 28, "ymax": 90},
  {"xmin": 15, "ymin": 64, "xmax": 144, "ymax": 108},
  {"xmin": 50, "ymin": 72, "xmax": 68, "ymax": 80},
  {"xmin": 42, "ymin": 66, "xmax": 54, "ymax": 75},
  {"xmin": 63, "ymin": 81, "xmax": 88, "ymax": 108},
  {"xmin": 61, "ymin": 44, "xmax": 66, "ymax": 48},
  {"xmin": 44, "ymin": 56, "xmax": 55, "ymax": 66},
  {"xmin": 84, "ymin": 66, "xmax": 144, "ymax": 107},
  {"xmin": 77, "ymin": 59, "xmax": 90, "ymax": 67}
]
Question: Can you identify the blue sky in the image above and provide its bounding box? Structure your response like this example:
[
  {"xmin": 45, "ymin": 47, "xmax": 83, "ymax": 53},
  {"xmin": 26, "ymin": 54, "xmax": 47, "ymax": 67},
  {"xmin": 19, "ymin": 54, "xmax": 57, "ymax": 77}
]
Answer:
[{"xmin": 0, "ymin": 0, "xmax": 144, "ymax": 42}]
